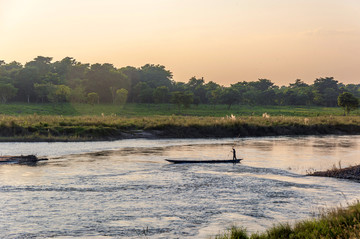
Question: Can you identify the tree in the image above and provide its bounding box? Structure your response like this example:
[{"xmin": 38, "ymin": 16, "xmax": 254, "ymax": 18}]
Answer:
[
  {"xmin": 120, "ymin": 66, "xmax": 140, "ymax": 103},
  {"xmin": 14, "ymin": 66, "xmax": 39, "ymax": 103},
  {"xmin": 205, "ymin": 81, "xmax": 221, "ymax": 107},
  {"xmin": 171, "ymin": 91, "xmax": 194, "ymax": 110},
  {"xmin": 87, "ymin": 92, "xmax": 99, "ymax": 106},
  {"xmin": 52, "ymin": 57, "xmax": 82, "ymax": 85},
  {"xmin": 0, "ymin": 61, "xmax": 22, "ymax": 83},
  {"xmin": 186, "ymin": 77, "xmax": 207, "ymax": 104},
  {"xmin": 69, "ymin": 86, "xmax": 86, "ymax": 103},
  {"xmin": 323, "ymin": 88, "xmax": 339, "ymax": 107},
  {"xmin": 338, "ymin": 92, "xmax": 359, "ymax": 116},
  {"xmin": 153, "ymin": 86, "xmax": 169, "ymax": 103},
  {"xmin": 290, "ymin": 79, "xmax": 308, "ymax": 88},
  {"xmin": 313, "ymin": 77, "xmax": 339, "ymax": 106},
  {"xmin": 342, "ymin": 84, "xmax": 360, "ymax": 98},
  {"xmin": 115, "ymin": 88, "xmax": 128, "ymax": 107},
  {"xmin": 139, "ymin": 64, "xmax": 173, "ymax": 89},
  {"xmin": 182, "ymin": 92, "xmax": 194, "ymax": 108},
  {"xmin": 34, "ymin": 83, "xmax": 53, "ymax": 102},
  {"xmin": 48, "ymin": 85, "xmax": 71, "ymax": 103},
  {"xmin": 25, "ymin": 56, "xmax": 53, "ymax": 77},
  {"xmin": 220, "ymin": 88, "xmax": 239, "ymax": 109},
  {"xmin": 133, "ymin": 82, "xmax": 153, "ymax": 103},
  {"xmin": 207, "ymin": 87, "xmax": 222, "ymax": 107},
  {"xmin": 258, "ymin": 89, "xmax": 277, "ymax": 105},
  {"xmin": 0, "ymin": 83, "xmax": 17, "ymax": 103},
  {"xmin": 249, "ymin": 79, "xmax": 274, "ymax": 91},
  {"xmin": 85, "ymin": 63, "xmax": 128, "ymax": 103}
]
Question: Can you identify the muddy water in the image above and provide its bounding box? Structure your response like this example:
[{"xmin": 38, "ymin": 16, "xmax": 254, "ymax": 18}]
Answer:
[{"xmin": 0, "ymin": 136, "xmax": 359, "ymax": 238}]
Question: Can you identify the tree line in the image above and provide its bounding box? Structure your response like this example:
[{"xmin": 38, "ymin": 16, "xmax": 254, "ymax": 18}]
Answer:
[{"xmin": 0, "ymin": 56, "xmax": 359, "ymax": 110}]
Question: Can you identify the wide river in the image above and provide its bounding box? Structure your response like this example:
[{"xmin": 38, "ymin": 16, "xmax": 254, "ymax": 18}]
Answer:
[{"xmin": 1, "ymin": 136, "xmax": 360, "ymax": 238}]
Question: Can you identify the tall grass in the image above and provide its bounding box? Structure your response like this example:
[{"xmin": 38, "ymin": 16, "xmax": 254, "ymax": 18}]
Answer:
[
  {"xmin": 0, "ymin": 114, "xmax": 359, "ymax": 128},
  {"xmin": 214, "ymin": 202, "xmax": 360, "ymax": 239},
  {"xmin": 0, "ymin": 114, "xmax": 358, "ymax": 141},
  {"xmin": 0, "ymin": 103, "xmax": 359, "ymax": 140}
]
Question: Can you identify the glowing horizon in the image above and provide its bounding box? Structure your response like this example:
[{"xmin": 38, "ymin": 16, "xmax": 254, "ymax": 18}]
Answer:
[{"xmin": 1, "ymin": 0, "xmax": 359, "ymax": 86}]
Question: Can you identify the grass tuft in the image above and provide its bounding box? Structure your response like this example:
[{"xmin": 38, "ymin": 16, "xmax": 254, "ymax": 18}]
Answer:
[
  {"xmin": 215, "ymin": 202, "xmax": 360, "ymax": 239},
  {"xmin": 215, "ymin": 226, "xmax": 249, "ymax": 239}
]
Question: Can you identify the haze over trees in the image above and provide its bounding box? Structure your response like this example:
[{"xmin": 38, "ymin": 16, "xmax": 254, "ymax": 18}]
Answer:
[{"xmin": 0, "ymin": 56, "xmax": 359, "ymax": 110}]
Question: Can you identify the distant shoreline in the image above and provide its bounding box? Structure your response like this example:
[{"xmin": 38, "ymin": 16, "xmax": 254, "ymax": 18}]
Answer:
[
  {"xmin": 0, "ymin": 123, "xmax": 359, "ymax": 142},
  {"xmin": 0, "ymin": 114, "xmax": 359, "ymax": 142}
]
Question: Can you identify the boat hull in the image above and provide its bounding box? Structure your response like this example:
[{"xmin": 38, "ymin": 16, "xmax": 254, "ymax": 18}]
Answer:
[
  {"xmin": 0, "ymin": 155, "xmax": 48, "ymax": 164},
  {"xmin": 165, "ymin": 159, "xmax": 242, "ymax": 164}
]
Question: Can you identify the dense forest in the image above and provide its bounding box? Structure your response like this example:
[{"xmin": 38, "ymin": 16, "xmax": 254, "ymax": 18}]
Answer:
[{"xmin": 0, "ymin": 56, "xmax": 359, "ymax": 109}]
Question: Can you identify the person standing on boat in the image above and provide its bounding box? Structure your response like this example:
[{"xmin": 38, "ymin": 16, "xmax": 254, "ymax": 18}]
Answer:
[{"xmin": 232, "ymin": 148, "xmax": 237, "ymax": 161}]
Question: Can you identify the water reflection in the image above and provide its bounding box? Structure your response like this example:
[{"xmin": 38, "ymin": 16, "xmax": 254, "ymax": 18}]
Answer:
[{"xmin": 0, "ymin": 136, "xmax": 359, "ymax": 238}]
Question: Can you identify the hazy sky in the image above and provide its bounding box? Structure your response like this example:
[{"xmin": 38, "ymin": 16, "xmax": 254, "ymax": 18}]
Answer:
[{"xmin": 1, "ymin": 0, "xmax": 359, "ymax": 85}]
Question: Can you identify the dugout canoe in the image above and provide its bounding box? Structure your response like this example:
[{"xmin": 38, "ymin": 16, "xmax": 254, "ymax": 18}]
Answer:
[
  {"xmin": 165, "ymin": 158, "xmax": 242, "ymax": 164},
  {"xmin": 0, "ymin": 155, "xmax": 48, "ymax": 164}
]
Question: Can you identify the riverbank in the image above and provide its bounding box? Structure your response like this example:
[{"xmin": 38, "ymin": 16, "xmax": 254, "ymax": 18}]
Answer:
[
  {"xmin": 308, "ymin": 164, "xmax": 360, "ymax": 182},
  {"xmin": 214, "ymin": 159, "xmax": 360, "ymax": 238},
  {"xmin": 0, "ymin": 115, "xmax": 359, "ymax": 141},
  {"xmin": 215, "ymin": 201, "xmax": 360, "ymax": 239}
]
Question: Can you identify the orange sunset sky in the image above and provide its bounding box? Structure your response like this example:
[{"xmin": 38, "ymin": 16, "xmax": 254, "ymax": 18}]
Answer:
[{"xmin": 1, "ymin": 0, "xmax": 359, "ymax": 86}]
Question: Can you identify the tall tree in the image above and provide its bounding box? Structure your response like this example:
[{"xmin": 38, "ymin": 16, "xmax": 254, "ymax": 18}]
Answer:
[
  {"xmin": 171, "ymin": 91, "xmax": 193, "ymax": 110},
  {"xmin": 205, "ymin": 81, "xmax": 221, "ymax": 106},
  {"xmin": 48, "ymin": 85, "xmax": 71, "ymax": 103},
  {"xmin": 313, "ymin": 77, "xmax": 339, "ymax": 106},
  {"xmin": 186, "ymin": 77, "xmax": 207, "ymax": 104},
  {"xmin": 25, "ymin": 56, "xmax": 53, "ymax": 77},
  {"xmin": 139, "ymin": 64, "xmax": 173, "ymax": 89},
  {"xmin": 53, "ymin": 57, "xmax": 88, "ymax": 87},
  {"xmin": 69, "ymin": 86, "xmax": 86, "ymax": 103},
  {"xmin": 0, "ymin": 61, "xmax": 22, "ymax": 84},
  {"xmin": 290, "ymin": 79, "xmax": 308, "ymax": 88},
  {"xmin": 120, "ymin": 66, "xmax": 140, "ymax": 103},
  {"xmin": 338, "ymin": 92, "xmax": 359, "ymax": 116},
  {"xmin": 0, "ymin": 83, "xmax": 17, "ymax": 103},
  {"xmin": 249, "ymin": 79, "xmax": 274, "ymax": 91},
  {"xmin": 153, "ymin": 86, "xmax": 170, "ymax": 103},
  {"xmin": 85, "ymin": 63, "xmax": 128, "ymax": 103},
  {"xmin": 220, "ymin": 87, "xmax": 240, "ymax": 109},
  {"xmin": 115, "ymin": 88, "xmax": 128, "ymax": 107},
  {"xmin": 34, "ymin": 83, "xmax": 53, "ymax": 103},
  {"xmin": 133, "ymin": 82, "xmax": 154, "ymax": 103},
  {"xmin": 87, "ymin": 92, "xmax": 99, "ymax": 106},
  {"xmin": 14, "ymin": 67, "xmax": 39, "ymax": 103}
]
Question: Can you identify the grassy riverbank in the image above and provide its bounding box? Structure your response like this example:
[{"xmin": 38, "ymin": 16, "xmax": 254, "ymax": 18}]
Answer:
[
  {"xmin": 309, "ymin": 164, "xmax": 360, "ymax": 182},
  {"xmin": 0, "ymin": 103, "xmax": 359, "ymax": 141},
  {"xmin": 215, "ymin": 202, "xmax": 360, "ymax": 239},
  {"xmin": 0, "ymin": 114, "xmax": 359, "ymax": 141}
]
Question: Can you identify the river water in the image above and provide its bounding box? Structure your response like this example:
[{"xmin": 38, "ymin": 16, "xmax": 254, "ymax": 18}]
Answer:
[{"xmin": 0, "ymin": 136, "xmax": 359, "ymax": 238}]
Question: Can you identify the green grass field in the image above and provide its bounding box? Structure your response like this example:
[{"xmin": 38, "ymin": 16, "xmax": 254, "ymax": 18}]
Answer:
[{"xmin": 0, "ymin": 103, "xmax": 359, "ymax": 117}]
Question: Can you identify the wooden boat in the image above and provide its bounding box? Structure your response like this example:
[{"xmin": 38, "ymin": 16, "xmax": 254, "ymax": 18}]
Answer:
[
  {"xmin": 0, "ymin": 155, "xmax": 48, "ymax": 164},
  {"xmin": 165, "ymin": 158, "xmax": 242, "ymax": 164}
]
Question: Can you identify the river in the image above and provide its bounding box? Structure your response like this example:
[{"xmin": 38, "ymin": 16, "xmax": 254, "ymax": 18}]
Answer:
[{"xmin": 0, "ymin": 136, "xmax": 359, "ymax": 238}]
